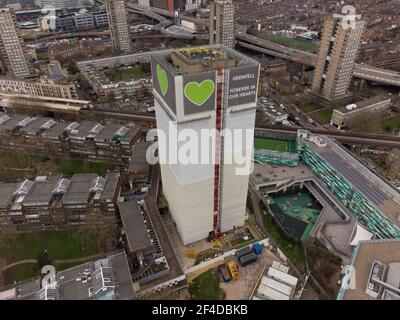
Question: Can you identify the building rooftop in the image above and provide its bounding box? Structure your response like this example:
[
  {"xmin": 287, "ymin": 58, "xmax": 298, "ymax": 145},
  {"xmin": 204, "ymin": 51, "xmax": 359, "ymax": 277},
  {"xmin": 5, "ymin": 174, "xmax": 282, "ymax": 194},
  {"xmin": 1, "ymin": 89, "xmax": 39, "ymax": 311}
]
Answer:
[
  {"xmin": 68, "ymin": 121, "xmax": 100, "ymax": 139},
  {"xmin": 19, "ymin": 117, "xmax": 55, "ymax": 135},
  {"xmin": 41, "ymin": 121, "xmax": 72, "ymax": 138},
  {"xmin": 0, "ymin": 114, "xmax": 35, "ymax": 132},
  {"xmin": 153, "ymin": 45, "xmax": 258, "ymax": 75},
  {"xmin": 341, "ymin": 239, "xmax": 400, "ymax": 300},
  {"xmin": 94, "ymin": 123, "xmax": 126, "ymax": 142},
  {"xmin": 1, "ymin": 251, "xmax": 134, "ymax": 300},
  {"xmin": 303, "ymin": 134, "xmax": 400, "ymax": 228},
  {"xmin": 61, "ymin": 174, "xmax": 98, "ymax": 205},
  {"xmin": 0, "ymin": 173, "xmax": 119, "ymax": 211},
  {"xmin": 100, "ymin": 173, "xmax": 120, "ymax": 202},
  {"xmin": 118, "ymin": 200, "xmax": 153, "ymax": 253},
  {"xmin": 0, "ymin": 113, "xmax": 140, "ymax": 145},
  {"xmin": 22, "ymin": 176, "xmax": 62, "ymax": 207},
  {"xmin": 0, "ymin": 182, "xmax": 19, "ymax": 209},
  {"xmin": 336, "ymin": 95, "xmax": 391, "ymax": 114},
  {"xmin": 128, "ymin": 141, "xmax": 152, "ymax": 173}
]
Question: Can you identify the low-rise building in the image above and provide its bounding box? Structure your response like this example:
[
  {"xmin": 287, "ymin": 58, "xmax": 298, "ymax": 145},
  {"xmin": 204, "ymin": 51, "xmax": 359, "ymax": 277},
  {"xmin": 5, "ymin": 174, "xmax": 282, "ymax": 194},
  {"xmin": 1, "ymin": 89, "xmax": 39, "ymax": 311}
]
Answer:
[
  {"xmin": 0, "ymin": 113, "xmax": 142, "ymax": 164},
  {"xmin": 73, "ymin": 10, "xmax": 95, "ymax": 29},
  {"xmin": 0, "ymin": 251, "xmax": 134, "ymax": 300},
  {"xmin": 127, "ymin": 141, "xmax": 153, "ymax": 185},
  {"xmin": 0, "ymin": 77, "xmax": 78, "ymax": 100},
  {"xmin": 118, "ymin": 200, "xmax": 169, "ymax": 285},
  {"xmin": 48, "ymin": 43, "xmax": 82, "ymax": 63},
  {"xmin": 54, "ymin": 14, "xmax": 76, "ymax": 32},
  {"xmin": 92, "ymin": 11, "xmax": 108, "ymax": 27},
  {"xmin": 79, "ymin": 64, "xmax": 151, "ymax": 102},
  {"xmin": 338, "ymin": 239, "xmax": 400, "ymax": 300},
  {"xmin": 0, "ymin": 172, "xmax": 120, "ymax": 232},
  {"xmin": 258, "ymin": 97, "xmax": 288, "ymax": 124},
  {"xmin": 330, "ymin": 96, "xmax": 391, "ymax": 129}
]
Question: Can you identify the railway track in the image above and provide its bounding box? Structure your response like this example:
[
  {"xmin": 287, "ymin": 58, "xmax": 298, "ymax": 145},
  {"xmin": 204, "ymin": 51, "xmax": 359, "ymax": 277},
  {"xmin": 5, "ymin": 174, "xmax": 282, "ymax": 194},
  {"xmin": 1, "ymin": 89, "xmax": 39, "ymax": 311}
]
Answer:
[{"xmin": 85, "ymin": 109, "xmax": 400, "ymax": 146}]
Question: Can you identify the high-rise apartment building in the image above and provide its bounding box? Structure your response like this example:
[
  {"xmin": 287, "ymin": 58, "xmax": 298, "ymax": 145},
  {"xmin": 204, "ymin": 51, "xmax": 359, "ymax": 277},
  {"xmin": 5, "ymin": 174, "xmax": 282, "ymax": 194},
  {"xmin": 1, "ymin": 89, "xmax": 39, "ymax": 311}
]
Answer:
[
  {"xmin": 105, "ymin": 0, "xmax": 132, "ymax": 54},
  {"xmin": 36, "ymin": 0, "xmax": 94, "ymax": 9},
  {"xmin": 310, "ymin": 16, "xmax": 365, "ymax": 105},
  {"xmin": 209, "ymin": 0, "xmax": 235, "ymax": 48},
  {"xmin": 151, "ymin": 46, "xmax": 260, "ymax": 244},
  {"xmin": 0, "ymin": 8, "xmax": 32, "ymax": 79}
]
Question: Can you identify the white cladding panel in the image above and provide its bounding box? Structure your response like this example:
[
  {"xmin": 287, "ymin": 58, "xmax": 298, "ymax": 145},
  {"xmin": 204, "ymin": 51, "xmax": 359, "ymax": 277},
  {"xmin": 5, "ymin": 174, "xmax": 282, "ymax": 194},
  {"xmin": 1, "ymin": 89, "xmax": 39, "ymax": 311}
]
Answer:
[
  {"xmin": 220, "ymin": 108, "xmax": 256, "ymax": 232},
  {"xmin": 156, "ymin": 99, "xmax": 215, "ymax": 186},
  {"xmin": 156, "ymin": 101, "xmax": 214, "ymax": 244},
  {"xmin": 154, "ymin": 87, "xmax": 256, "ymax": 243}
]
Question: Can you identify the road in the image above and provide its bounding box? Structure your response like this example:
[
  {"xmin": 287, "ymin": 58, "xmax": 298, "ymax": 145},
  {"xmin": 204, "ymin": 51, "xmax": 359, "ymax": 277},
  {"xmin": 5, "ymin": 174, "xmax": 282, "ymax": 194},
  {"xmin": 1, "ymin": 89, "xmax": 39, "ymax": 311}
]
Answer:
[{"xmin": 236, "ymin": 32, "xmax": 400, "ymax": 87}]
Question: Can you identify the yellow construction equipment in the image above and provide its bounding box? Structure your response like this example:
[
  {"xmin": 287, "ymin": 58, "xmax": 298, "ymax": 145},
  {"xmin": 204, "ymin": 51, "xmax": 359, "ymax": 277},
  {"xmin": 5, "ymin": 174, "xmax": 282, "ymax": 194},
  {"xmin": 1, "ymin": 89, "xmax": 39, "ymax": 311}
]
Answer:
[
  {"xmin": 220, "ymin": 234, "xmax": 232, "ymax": 248},
  {"xmin": 212, "ymin": 239, "xmax": 222, "ymax": 250},
  {"xmin": 227, "ymin": 260, "xmax": 239, "ymax": 281},
  {"xmin": 186, "ymin": 250, "xmax": 198, "ymax": 259}
]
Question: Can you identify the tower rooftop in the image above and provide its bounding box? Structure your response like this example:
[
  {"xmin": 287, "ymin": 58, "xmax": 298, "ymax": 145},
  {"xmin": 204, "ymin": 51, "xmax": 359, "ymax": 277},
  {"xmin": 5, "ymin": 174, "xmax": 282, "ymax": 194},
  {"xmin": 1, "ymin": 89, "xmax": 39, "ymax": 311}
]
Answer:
[{"xmin": 152, "ymin": 45, "xmax": 258, "ymax": 75}]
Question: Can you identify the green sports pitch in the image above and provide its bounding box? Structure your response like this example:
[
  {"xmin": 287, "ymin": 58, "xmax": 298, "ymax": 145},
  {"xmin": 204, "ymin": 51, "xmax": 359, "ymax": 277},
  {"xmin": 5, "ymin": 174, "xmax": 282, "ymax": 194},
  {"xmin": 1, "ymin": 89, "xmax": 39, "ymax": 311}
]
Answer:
[{"xmin": 254, "ymin": 138, "xmax": 291, "ymax": 153}]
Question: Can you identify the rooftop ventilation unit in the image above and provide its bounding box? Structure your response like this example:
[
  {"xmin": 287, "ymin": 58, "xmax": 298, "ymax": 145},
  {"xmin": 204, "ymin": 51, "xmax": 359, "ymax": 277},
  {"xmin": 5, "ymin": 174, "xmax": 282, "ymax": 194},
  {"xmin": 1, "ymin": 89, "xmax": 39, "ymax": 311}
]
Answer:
[
  {"xmin": 65, "ymin": 122, "xmax": 80, "ymax": 132},
  {"xmin": 0, "ymin": 114, "xmax": 11, "ymax": 125},
  {"xmin": 17, "ymin": 117, "xmax": 36, "ymax": 128},
  {"xmin": 90, "ymin": 124, "xmax": 104, "ymax": 134},
  {"xmin": 13, "ymin": 179, "xmax": 34, "ymax": 196},
  {"xmin": 41, "ymin": 120, "xmax": 57, "ymax": 130},
  {"xmin": 52, "ymin": 178, "xmax": 71, "ymax": 195},
  {"xmin": 89, "ymin": 176, "xmax": 106, "ymax": 192},
  {"xmin": 114, "ymin": 126, "xmax": 129, "ymax": 137}
]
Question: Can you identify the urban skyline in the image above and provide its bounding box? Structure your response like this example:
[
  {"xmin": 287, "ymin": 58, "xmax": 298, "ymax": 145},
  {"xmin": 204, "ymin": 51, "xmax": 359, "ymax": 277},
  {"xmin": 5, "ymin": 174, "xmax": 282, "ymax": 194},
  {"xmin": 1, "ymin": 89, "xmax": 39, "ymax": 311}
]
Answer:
[{"xmin": 0, "ymin": 0, "xmax": 399, "ymax": 304}]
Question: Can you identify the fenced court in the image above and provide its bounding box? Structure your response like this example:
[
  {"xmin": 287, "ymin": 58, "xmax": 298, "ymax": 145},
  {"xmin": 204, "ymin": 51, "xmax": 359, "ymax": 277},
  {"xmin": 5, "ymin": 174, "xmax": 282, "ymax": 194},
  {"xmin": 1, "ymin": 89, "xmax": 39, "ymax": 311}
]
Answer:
[{"xmin": 254, "ymin": 138, "xmax": 292, "ymax": 153}]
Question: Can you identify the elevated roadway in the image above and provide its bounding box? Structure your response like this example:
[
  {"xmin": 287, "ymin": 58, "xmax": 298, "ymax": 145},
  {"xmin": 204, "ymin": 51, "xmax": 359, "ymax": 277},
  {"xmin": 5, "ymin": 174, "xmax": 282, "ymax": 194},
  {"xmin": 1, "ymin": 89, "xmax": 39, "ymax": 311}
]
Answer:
[
  {"xmin": 236, "ymin": 32, "xmax": 400, "ymax": 87},
  {"xmin": 81, "ymin": 108, "xmax": 400, "ymax": 147},
  {"xmin": 127, "ymin": 6, "xmax": 400, "ymax": 87}
]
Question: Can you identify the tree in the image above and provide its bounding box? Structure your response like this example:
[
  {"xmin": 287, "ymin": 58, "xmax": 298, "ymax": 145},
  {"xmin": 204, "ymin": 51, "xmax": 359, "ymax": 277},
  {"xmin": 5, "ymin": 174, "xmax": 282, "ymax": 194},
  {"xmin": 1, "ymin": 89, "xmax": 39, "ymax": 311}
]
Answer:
[
  {"xmin": 37, "ymin": 250, "xmax": 52, "ymax": 269},
  {"xmin": 67, "ymin": 62, "xmax": 79, "ymax": 75},
  {"xmin": 107, "ymin": 92, "xmax": 116, "ymax": 103}
]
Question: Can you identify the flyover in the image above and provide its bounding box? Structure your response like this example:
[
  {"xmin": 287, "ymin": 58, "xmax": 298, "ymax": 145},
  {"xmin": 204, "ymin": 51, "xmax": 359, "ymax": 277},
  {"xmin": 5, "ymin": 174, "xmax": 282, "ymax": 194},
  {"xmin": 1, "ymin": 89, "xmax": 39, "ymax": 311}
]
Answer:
[
  {"xmin": 127, "ymin": 6, "xmax": 400, "ymax": 87},
  {"xmin": 236, "ymin": 32, "xmax": 400, "ymax": 87}
]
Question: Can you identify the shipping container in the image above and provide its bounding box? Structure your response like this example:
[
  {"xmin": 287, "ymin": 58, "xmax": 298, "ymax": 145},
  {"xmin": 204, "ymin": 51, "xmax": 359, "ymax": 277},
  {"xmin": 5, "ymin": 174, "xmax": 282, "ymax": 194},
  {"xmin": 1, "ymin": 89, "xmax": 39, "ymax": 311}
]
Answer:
[
  {"xmin": 261, "ymin": 276, "xmax": 292, "ymax": 296},
  {"xmin": 267, "ymin": 267, "xmax": 298, "ymax": 288},
  {"xmin": 235, "ymin": 246, "xmax": 253, "ymax": 259},
  {"xmin": 257, "ymin": 284, "xmax": 290, "ymax": 300}
]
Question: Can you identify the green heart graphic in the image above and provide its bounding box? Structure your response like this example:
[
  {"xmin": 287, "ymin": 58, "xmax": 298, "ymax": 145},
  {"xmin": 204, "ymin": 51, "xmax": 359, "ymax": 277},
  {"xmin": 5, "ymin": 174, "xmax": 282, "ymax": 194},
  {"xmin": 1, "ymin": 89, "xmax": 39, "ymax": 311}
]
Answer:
[
  {"xmin": 184, "ymin": 80, "xmax": 215, "ymax": 106},
  {"xmin": 156, "ymin": 64, "xmax": 168, "ymax": 96}
]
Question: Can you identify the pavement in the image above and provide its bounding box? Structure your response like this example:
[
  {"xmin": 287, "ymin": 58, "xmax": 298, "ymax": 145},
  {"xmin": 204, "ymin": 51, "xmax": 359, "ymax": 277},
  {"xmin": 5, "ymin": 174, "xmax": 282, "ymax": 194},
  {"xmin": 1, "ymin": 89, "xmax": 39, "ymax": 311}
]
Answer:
[
  {"xmin": 141, "ymin": 165, "xmax": 185, "ymax": 290},
  {"xmin": 220, "ymin": 249, "xmax": 281, "ymax": 300}
]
